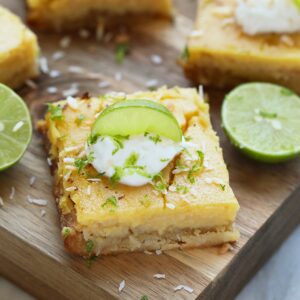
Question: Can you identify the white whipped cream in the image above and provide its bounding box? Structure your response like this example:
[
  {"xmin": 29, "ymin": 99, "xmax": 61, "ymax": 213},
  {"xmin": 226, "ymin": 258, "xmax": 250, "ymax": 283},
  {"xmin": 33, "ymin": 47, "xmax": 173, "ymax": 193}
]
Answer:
[
  {"xmin": 235, "ymin": 0, "xmax": 300, "ymax": 35},
  {"xmin": 88, "ymin": 135, "xmax": 182, "ymax": 186}
]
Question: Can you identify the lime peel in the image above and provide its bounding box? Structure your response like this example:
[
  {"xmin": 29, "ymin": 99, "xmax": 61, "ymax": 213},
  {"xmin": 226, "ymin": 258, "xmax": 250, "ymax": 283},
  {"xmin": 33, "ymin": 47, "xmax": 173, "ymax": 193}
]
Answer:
[
  {"xmin": 222, "ymin": 83, "xmax": 300, "ymax": 163},
  {"xmin": 0, "ymin": 84, "xmax": 32, "ymax": 171},
  {"xmin": 92, "ymin": 99, "xmax": 182, "ymax": 142}
]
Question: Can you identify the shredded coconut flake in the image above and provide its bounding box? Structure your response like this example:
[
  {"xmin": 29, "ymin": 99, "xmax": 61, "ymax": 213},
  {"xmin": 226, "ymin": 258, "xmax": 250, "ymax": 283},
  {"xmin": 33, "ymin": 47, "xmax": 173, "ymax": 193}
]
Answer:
[
  {"xmin": 49, "ymin": 70, "xmax": 61, "ymax": 78},
  {"xmin": 63, "ymin": 83, "xmax": 79, "ymax": 97},
  {"xmin": 77, "ymin": 150, "xmax": 86, "ymax": 158},
  {"xmin": 67, "ymin": 96, "xmax": 79, "ymax": 110},
  {"xmin": 39, "ymin": 57, "xmax": 49, "ymax": 74},
  {"xmin": 146, "ymin": 79, "xmax": 159, "ymax": 89},
  {"xmin": 40, "ymin": 209, "xmax": 46, "ymax": 217},
  {"xmin": 12, "ymin": 121, "xmax": 24, "ymax": 133},
  {"xmin": 271, "ymin": 119, "xmax": 282, "ymax": 130},
  {"xmin": 166, "ymin": 203, "xmax": 176, "ymax": 209},
  {"xmin": 144, "ymin": 250, "xmax": 153, "ymax": 255},
  {"xmin": 203, "ymin": 160, "xmax": 214, "ymax": 171},
  {"xmin": 25, "ymin": 80, "xmax": 37, "ymax": 89},
  {"xmin": 65, "ymin": 165, "xmax": 77, "ymax": 171},
  {"xmin": 47, "ymin": 157, "xmax": 52, "ymax": 166},
  {"xmin": 64, "ymin": 157, "xmax": 75, "ymax": 163},
  {"xmin": 87, "ymin": 178, "xmax": 101, "ymax": 182},
  {"xmin": 52, "ymin": 51, "xmax": 65, "ymax": 61},
  {"xmin": 86, "ymin": 186, "xmax": 91, "ymax": 195},
  {"xmin": 65, "ymin": 145, "xmax": 83, "ymax": 153},
  {"xmin": 153, "ymin": 274, "xmax": 166, "ymax": 279},
  {"xmin": 155, "ymin": 249, "xmax": 162, "ymax": 255},
  {"xmin": 68, "ymin": 66, "xmax": 83, "ymax": 73},
  {"xmin": 30, "ymin": 176, "xmax": 36, "ymax": 186},
  {"xmin": 27, "ymin": 196, "xmax": 48, "ymax": 206},
  {"xmin": 190, "ymin": 30, "xmax": 204, "ymax": 37},
  {"xmin": 115, "ymin": 72, "xmax": 123, "ymax": 81},
  {"xmin": 66, "ymin": 186, "xmax": 77, "ymax": 192},
  {"xmin": 174, "ymin": 285, "xmax": 194, "ymax": 293},
  {"xmin": 150, "ymin": 54, "xmax": 162, "ymax": 65},
  {"xmin": 98, "ymin": 81, "xmax": 111, "ymax": 89},
  {"xmin": 172, "ymin": 168, "xmax": 189, "ymax": 175},
  {"xmin": 9, "ymin": 187, "xmax": 15, "ymax": 200},
  {"xmin": 60, "ymin": 36, "xmax": 71, "ymax": 48},
  {"xmin": 64, "ymin": 171, "xmax": 72, "ymax": 181},
  {"xmin": 47, "ymin": 86, "xmax": 58, "ymax": 94},
  {"xmin": 198, "ymin": 85, "xmax": 204, "ymax": 103},
  {"xmin": 0, "ymin": 197, "xmax": 3, "ymax": 207},
  {"xmin": 106, "ymin": 91, "xmax": 126, "ymax": 98},
  {"xmin": 118, "ymin": 280, "xmax": 125, "ymax": 293}
]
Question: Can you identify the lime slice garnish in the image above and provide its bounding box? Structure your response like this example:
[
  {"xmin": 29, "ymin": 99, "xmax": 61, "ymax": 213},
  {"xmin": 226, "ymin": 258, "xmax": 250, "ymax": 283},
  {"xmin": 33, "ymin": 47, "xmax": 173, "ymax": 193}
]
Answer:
[
  {"xmin": 222, "ymin": 83, "xmax": 300, "ymax": 163},
  {"xmin": 0, "ymin": 84, "xmax": 32, "ymax": 171},
  {"xmin": 92, "ymin": 99, "xmax": 182, "ymax": 142},
  {"xmin": 292, "ymin": 0, "xmax": 300, "ymax": 11}
]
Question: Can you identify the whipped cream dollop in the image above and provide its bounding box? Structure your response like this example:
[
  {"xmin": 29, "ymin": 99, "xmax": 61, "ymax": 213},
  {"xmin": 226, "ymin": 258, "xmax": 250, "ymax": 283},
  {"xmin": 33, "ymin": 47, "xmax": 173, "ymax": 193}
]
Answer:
[
  {"xmin": 235, "ymin": 0, "xmax": 300, "ymax": 35},
  {"xmin": 87, "ymin": 134, "xmax": 183, "ymax": 186}
]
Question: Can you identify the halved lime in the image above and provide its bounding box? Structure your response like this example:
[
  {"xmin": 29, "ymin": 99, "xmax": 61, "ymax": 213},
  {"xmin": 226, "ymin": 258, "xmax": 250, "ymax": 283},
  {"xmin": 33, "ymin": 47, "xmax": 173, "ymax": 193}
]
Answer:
[
  {"xmin": 222, "ymin": 83, "xmax": 300, "ymax": 163},
  {"xmin": 292, "ymin": 0, "xmax": 300, "ymax": 11},
  {"xmin": 92, "ymin": 99, "xmax": 182, "ymax": 142},
  {"xmin": 0, "ymin": 84, "xmax": 32, "ymax": 171}
]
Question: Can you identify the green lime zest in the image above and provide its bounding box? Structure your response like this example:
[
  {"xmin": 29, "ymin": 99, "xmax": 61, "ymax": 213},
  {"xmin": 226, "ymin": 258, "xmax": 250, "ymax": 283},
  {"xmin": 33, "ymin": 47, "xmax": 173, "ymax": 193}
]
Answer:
[
  {"xmin": 187, "ymin": 150, "xmax": 205, "ymax": 184},
  {"xmin": 115, "ymin": 42, "xmax": 130, "ymax": 64},
  {"xmin": 102, "ymin": 196, "xmax": 118, "ymax": 208},
  {"xmin": 85, "ymin": 240, "xmax": 94, "ymax": 253},
  {"xmin": 74, "ymin": 152, "xmax": 94, "ymax": 173},
  {"xmin": 47, "ymin": 103, "xmax": 64, "ymax": 120}
]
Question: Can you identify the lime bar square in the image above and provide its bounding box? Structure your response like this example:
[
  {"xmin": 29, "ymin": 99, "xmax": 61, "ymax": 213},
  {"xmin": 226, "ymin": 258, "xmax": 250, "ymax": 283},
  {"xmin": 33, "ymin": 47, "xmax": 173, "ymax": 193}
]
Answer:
[
  {"xmin": 182, "ymin": 0, "xmax": 300, "ymax": 93},
  {"xmin": 0, "ymin": 6, "xmax": 39, "ymax": 89},
  {"xmin": 39, "ymin": 87, "xmax": 239, "ymax": 257},
  {"xmin": 27, "ymin": 0, "xmax": 173, "ymax": 30}
]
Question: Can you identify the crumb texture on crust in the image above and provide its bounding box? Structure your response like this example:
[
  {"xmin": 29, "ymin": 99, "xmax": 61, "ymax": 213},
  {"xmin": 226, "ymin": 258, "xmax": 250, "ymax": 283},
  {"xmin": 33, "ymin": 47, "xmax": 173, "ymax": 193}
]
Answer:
[
  {"xmin": 27, "ymin": 0, "xmax": 173, "ymax": 30},
  {"xmin": 41, "ymin": 87, "xmax": 239, "ymax": 256},
  {"xmin": 0, "ymin": 6, "xmax": 39, "ymax": 88}
]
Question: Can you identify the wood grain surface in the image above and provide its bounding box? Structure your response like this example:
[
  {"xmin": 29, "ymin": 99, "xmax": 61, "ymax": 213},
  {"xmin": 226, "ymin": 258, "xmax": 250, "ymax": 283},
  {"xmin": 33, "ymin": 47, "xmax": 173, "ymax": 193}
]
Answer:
[{"xmin": 0, "ymin": 1, "xmax": 300, "ymax": 299}]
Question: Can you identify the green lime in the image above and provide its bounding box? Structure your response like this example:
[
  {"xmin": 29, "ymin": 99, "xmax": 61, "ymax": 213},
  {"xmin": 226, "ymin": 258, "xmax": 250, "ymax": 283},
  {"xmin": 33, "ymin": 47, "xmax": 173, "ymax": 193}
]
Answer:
[
  {"xmin": 0, "ymin": 84, "xmax": 32, "ymax": 171},
  {"xmin": 292, "ymin": 0, "xmax": 300, "ymax": 11},
  {"xmin": 222, "ymin": 83, "xmax": 300, "ymax": 163},
  {"xmin": 92, "ymin": 99, "xmax": 182, "ymax": 142}
]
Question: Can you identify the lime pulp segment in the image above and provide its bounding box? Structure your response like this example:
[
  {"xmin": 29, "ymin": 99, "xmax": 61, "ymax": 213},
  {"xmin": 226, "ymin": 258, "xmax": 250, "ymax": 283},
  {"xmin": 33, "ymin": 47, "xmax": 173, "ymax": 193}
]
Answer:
[
  {"xmin": 222, "ymin": 83, "xmax": 300, "ymax": 163},
  {"xmin": 0, "ymin": 84, "xmax": 32, "ymax": 171},
  {"xmin": 92, "ymin": 99, "xmax": 182, "ymax": 142}
]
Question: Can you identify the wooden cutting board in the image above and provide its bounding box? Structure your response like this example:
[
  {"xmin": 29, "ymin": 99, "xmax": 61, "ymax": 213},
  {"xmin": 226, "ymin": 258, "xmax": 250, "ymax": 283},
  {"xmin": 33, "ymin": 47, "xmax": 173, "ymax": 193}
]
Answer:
[{"xmin": 1, "ymin": 1, "xmax": 300, "ymax": 299}]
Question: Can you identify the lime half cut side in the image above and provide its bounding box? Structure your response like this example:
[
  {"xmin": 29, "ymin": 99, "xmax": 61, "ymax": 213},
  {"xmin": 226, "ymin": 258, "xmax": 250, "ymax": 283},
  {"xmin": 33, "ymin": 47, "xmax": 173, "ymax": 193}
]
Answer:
[
  {"xmin": 0, "ymin": 84, "xmax": 32, "ymax": 171},
  {"xmin": 92, "ymin": 99, "xmax": 182, "ymax": 142},
  {"xmin": 222, "ymin": 83, "xmax": 300, "ymax": 163}
]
